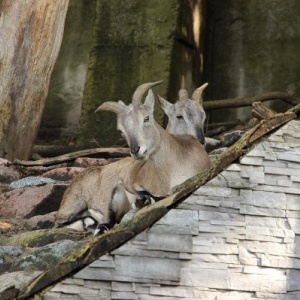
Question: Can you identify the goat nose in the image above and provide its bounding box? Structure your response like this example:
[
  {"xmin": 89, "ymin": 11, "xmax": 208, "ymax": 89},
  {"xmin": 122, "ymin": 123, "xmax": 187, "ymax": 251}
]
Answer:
[
  {"xmin": 131, "ymin": 146, "xmax": 140, "ymax": 156},
  {"xmin": 197, "ymin": 129, "xmax": 206, "ymax": 145},
  {"xmin": 199, "ymin": 135, "xmax": 205, "ymax": 145}
]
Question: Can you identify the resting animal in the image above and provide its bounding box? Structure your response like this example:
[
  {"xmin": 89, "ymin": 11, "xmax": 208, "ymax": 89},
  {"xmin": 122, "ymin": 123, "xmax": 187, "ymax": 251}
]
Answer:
[
  {"xmin": 158, "ymin": 82, "xmax": 208, "ymax": 146},
  {"xmin": 158, "ymin": 82, "xmax": 221, "ymax": 152},
  {"xmin": 54, "ymin": 82, "xmax": 210, "ymax": 233}
]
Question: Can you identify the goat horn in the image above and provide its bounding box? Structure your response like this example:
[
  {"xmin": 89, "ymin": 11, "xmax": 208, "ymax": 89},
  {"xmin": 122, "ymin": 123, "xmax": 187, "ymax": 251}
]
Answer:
[
  {"xmin": 157, "ymin": 94, "xmax": 172, "ymax": 111},
  {"xmin": 132, "ymin": 80, "xmax": 163, "ymax": 105},
  {"xmin": 191, "ymin": 82, "xmax": 209, "ymax": 104},
  {"xmin": 178, "ymin": 89, "xmax": 189, "ymax": 101},
  {"xmin": 95, "ymin": 101, "xmax": 125, "ymax": 115}
]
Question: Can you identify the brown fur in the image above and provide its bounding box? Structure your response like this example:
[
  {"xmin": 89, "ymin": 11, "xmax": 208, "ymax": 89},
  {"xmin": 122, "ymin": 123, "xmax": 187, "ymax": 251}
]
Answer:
[
  {"xmin": 55, "ymin": 124, "xmax": 210, "ymax": 228},
  {"xmin": 55, "ymin": 86, "xmax": 210, "ymax": 230}
]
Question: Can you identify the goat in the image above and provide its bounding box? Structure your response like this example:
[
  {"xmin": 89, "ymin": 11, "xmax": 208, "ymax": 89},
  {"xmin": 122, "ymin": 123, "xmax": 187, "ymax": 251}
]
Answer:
[
  {"xmin": 54, "ymin": 82, "xmax": 210, "ymax": 233},
  {"xmin": 55, "ymin": 81, "xmax": 162, "ymax": 231},
  {"xmin": 158, "ymin": 82, "xmax": 221, "ymax": 152},
  {"xmin": 157, "ymin": 83, "xmax": 208, "ymax": 145}
]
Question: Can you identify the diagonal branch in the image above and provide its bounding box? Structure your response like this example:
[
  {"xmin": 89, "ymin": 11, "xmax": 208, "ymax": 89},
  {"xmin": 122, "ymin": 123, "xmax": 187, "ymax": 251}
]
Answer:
[{"xmin": 17, "ymin": 108, "xmax": 297, "ymax": 300}]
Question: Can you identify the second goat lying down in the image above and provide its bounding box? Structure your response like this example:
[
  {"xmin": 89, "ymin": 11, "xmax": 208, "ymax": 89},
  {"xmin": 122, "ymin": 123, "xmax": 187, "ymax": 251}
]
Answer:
[
  {"xmin": 158, "ymin": 82, "xmax": 221, "ymax": 152},
  {"xmin": 54, "ymin": 83, "xmax": 210, "ymax": 232},
  {"xmin": 158, "ymin": 83, "xmax": 208, "ymax": 146}
]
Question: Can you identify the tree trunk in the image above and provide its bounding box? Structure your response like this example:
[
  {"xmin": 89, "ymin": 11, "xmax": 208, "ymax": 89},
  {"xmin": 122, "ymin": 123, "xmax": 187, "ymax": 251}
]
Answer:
[{"xmin": 0, "ymin": 0, "xmax": 69, "ymax": 161}]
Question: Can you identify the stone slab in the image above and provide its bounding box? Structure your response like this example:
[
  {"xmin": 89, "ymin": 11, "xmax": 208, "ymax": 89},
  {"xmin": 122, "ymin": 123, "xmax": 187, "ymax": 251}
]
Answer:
[
  {"xmin": 147, "ymin": 233, "xmax": 192, "ymax": 253},
  {"xmin": 180, "ymin": 268, "xmax": 229, "ymax": 289}
]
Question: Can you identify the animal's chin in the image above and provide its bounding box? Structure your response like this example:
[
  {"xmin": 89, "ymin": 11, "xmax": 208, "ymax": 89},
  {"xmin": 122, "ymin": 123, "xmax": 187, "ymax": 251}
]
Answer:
[{"xmin": 131, "ymin": 152, "xmax": 149, "ymax": 160}]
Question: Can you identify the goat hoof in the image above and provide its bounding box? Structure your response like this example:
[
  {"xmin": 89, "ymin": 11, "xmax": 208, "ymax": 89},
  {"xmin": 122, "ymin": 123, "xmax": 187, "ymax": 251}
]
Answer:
[{"xmin": 93, "ymin": 223, "xmax": 111, "ymax": 237}]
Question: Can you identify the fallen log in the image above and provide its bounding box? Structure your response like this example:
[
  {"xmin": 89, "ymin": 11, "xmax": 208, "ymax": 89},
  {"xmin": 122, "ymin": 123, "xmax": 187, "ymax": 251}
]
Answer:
[
  {"xmin": 32, "ymin": 145, "xmax": 95, "ymax": 158},
  {"xmin": 14, "ymin": 147, "xmax": 130, "ymax": 166},
  {"xmin": 17, "ymin": 107, "xmax": 297, "ymax": 300},
  {"xmin": 203, "ymin": 91, "xmax": 298, "ymax": 111}
]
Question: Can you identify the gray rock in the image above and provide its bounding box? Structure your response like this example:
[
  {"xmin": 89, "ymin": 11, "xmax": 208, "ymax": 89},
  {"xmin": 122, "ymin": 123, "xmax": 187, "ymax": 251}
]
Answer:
[
  {"xmin": 0, "ymin": 270, "xmax": 42, "ymax": 296},
  {"xmin": 223, "ymin": 130, "xmax": 244, "ymax": 147},
  {"xmin": 0, "ymin": 166, "xmax": 21, "ymax": 184},
  {"xmin": 27, "ymin": 212, "xmax": 56, "ymax": 229},
  {"xmin": 13, "ymin": 240, "xmax": 80, "ymax": 271},
  {"xmin": 0, "ymin": 246, "xmax": 25, "ymax": 258},
  {"xmin": 9, "ymin": 176, "xmax": 58, "ymax": 190},
  {"xmin": 205, "ymin": 137, "xmax": 222, "ymax": 153},
  {"xmin": 0, "ymin": 246, "xmax": 25, "ymax": 274}
]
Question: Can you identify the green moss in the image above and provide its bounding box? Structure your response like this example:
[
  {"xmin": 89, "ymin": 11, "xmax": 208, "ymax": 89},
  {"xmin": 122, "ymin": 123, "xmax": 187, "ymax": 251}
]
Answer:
[
  {"xmin": 38, "ymin": 0, "xmax": 97, "ymax": 144},
  {"xmin": 0, "ymin": 229, "xmax": 86, "ymax": 248},
  {"xmin": 78, "ymin": 0, "xmax": 178, "ymax": 146}
]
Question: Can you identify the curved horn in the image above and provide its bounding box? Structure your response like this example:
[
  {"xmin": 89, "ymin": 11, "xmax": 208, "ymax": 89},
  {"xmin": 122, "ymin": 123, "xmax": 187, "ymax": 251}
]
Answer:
[
  {"xmin": 132, "ymin": 80, "xmax": 163, "ymax": 105},
  {"xmin": 191, "ymin": 82, "xmax": 209, "ymax": 104},
  {"xmin": 178, "ymin": 89, "xmax": 189, "ymax": 101},
  {"xmin": 157, "ymin": 94, "xmax": 173, "ymax": 113},
  {"xmin": 95, "ymin": 101, "xmax": 125, "ymax": 115}
]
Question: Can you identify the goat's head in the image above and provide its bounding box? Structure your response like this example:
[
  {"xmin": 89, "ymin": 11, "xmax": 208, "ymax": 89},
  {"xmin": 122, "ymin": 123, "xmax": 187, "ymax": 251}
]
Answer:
[
  {"xmin": 95, "ymin": 81, "xmax": 162, "ymax": 160},
  {"xmin": 157, "ymin": 83, "xmax": 208, "ymax": 145}
]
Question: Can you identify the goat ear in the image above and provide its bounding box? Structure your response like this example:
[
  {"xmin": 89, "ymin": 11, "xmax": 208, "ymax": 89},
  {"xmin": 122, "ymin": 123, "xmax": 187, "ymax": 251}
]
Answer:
[
  {"xmin": 156, "ymin": 94, "xmax": 173, "ymax": 114},
  {"xmin": 144, "ymin": 89, "xmax": 156, "ymax": 113},
  {"xmin": 191, "ymin": 82, "xmax": 208, "ymax": 105},
  {"xmin": 95, "ymin": 101, "xmax": 125, "ymax": 114}
]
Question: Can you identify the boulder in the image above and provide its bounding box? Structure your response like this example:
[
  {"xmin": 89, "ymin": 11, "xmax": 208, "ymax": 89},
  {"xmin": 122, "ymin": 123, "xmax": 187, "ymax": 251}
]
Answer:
[
  {"xmin": 0, "ymin": 166, "xmax": 22, "ymax": 184},
  {"xmin": 12, "ymin": 240, "xmax": 80, "ymax": 272},
  {"xmin": 27, "ymin": 212, "xmax": 56, "ymax": 229},
  {"xmin": 0, "ymin": 184, "xmax": 67, "ymax": 219},
  {"xmin": 42, "ymin": 167, "xmax": 84, "ymax": 180},
  {"xmin": 8, "ymin": 176, "xmax": 58, "ymax": 190},
  {"xmin": 73, "ymin": 157, "xmax": 117, "ymax": 168},
  {"xmin": 0, "ymin": 246, "xmax": 25, "ymax": 274}
]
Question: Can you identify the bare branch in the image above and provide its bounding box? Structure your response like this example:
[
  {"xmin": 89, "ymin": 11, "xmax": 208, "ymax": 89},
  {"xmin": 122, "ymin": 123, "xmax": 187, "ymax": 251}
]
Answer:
[
  {"xmin": 14, "ymin": 147, "xmax": 130, "ymax": 166},
  {"xmin": 203, "ymin": 92, "xmax": 298, "ymax": 111}
]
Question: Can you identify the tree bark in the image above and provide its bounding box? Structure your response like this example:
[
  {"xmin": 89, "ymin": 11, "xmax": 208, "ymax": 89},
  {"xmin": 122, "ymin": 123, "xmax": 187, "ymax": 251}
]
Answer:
[
  {"xmin": 0, "ymin": 0, "xmax": 69, "ymax": 161},
  {"xmin": 252, "ymin": 101, "xmax": 276, "ymax": 120}
]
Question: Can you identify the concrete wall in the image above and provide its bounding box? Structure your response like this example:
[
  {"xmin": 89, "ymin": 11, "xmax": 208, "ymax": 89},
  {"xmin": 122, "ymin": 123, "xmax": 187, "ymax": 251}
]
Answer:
[
  {"xmin": 38, "ymin": 0, "xmax": 96, "ymax": 145},
  {"xmin": 37, "ymin": 1, "xmax": 300, "ymax": 146},
  {"xmin": 45, "ymin": 120, "xmax": 300, "ymax": 299},
  {"xmin": 204, "ymin": 0, "xmax": 300, "ymax": 125},
  {"xmin": 77, "ymin": 0, "xmax": 206, "ymax": 147},
  {"xmin": 38, "ymin": 0, "xmax": 206, "ymax": 147}
]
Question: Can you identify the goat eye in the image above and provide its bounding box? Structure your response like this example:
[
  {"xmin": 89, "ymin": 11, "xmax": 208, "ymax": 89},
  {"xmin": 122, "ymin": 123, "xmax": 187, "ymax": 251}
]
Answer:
[
  {"xmin": 144, "ymin": 116, "xmax": 149, "ymax": 122},
  {"xmin": 176, "ymin": 115, "xmax": 183, "ymax": 120}
]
